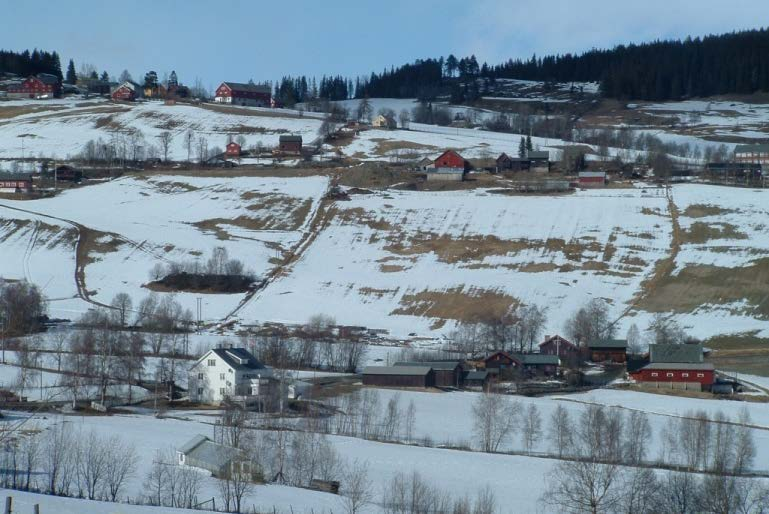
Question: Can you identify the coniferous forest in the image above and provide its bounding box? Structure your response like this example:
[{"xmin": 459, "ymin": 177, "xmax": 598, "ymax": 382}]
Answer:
[{"xmin": 0, "ymin": 49, "xmax": 63, "ymax": 80}]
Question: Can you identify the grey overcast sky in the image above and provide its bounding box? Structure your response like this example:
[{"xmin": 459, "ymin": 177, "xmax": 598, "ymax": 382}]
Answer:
[{"xmin": 1, "ymin": 0, "xmax": 767, "ymax": 89}]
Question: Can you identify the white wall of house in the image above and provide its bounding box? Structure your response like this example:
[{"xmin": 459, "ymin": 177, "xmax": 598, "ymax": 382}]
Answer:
[{"xmin": 188, "ymin": 350, "xmax": 273, "ymax": 403}]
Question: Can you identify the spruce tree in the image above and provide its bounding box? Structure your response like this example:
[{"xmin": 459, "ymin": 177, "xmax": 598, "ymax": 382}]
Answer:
[
  {"xmin": 518, "ymin": 137, "xmax": 526, "ymax": 158},
  {"xmin": 65, "ymin": 59, "xmax": 77, "ymax": 84},
  {"xmin": 526, "ymin": 135, "xmax": 533, "ymax": 152}
]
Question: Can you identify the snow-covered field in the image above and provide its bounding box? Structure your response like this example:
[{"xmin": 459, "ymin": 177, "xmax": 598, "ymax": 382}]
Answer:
[
  {"xmin": 0, "ymin": 98, "xmax": 323, "ymax": 160},
  {"xmin": 240, "ymin": 186, "xmax": 672, "ymax": 337},
  {"xmin": 0, "ymin": 174, "xmax": 329, "ymax": 319},
  {"xmin": 6, "ymin": 383, "xmax": 769, "ymax": 514}
]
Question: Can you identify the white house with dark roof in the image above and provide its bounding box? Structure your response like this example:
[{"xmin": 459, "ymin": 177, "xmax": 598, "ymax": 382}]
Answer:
[{"xmin": 188, "ymin": 347, "xmax": 272, "ymax": 404}]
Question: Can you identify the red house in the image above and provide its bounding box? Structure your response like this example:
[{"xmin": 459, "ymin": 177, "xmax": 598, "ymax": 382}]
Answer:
[
  {"xmin": 631, "ymin": 363, "xmax": 715, "ymax": 390},
  {"xmin": 0, "ymin": 174, "xmax": 33, "ymax": 193},
  {"xmin": 433, "ymin": 150, "xmax": 470, "ymax": 171},
  {"xmin": 7, "ymin": 74, "xmax": 60, "ymax": 99},
  {"xmin": 539, "ymin": 335, "xmax": 579, "ymax": 360},
  {"xmin": 225, "ymin": 142, "xmax": 242, "ymax": 158},
  {"xmin": 279, "ymin": 135, "xmax": 302, "ymax": 155},
  {"xmin": 214, "ymin": 82, "xmax": 271, "ymax": 107},
  {"xmin": 483, "ymin": 351, "xmax": 559, "ymax": 377},
  {"xmin": 111, "ymin": 81, "xmax": 140, "ymax": 102}
]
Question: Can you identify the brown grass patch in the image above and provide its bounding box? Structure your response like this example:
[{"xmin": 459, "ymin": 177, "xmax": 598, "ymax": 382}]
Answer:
[
  {"xmin": 369, "ymin": 138, "xmax": 438, "ymax": 157},
  {"xmin": 359, "ymin": 287, "xmax": 399, "ymax": 298},
  {"xmin": 391, "ymin": 287, "xmax": 520, "ymax": 323},
  {"xmin": 385, "ymin": 233, "xmax": 530, "ymax": 263},
  {"xmin": 0, "ymin": 105, "xmax": 67, "ymax": 120},
  {"xmin": 150, "ymin": 180, "xmax": 200, "ymax": 193},
  {"xmin": 682, "ymin": 204, "xmax": 736, "ymax": 218},
  {"xmin": 379, "ymin": 264, "xmax": 408, "ymax": 273},
  {"xmin": 680, "ymin": 222, "xmax": 748, "ymax": 244},
  {"xmin": 216, "ymin": 124, "xmax": 287, "ymax": 135},
  {"xmin": 333, "ymin": 207, "xmax": 394, "ymax": 231},
  {"xmin": 637, "ymin": 258, "xmax": 769, "ymax": 318},
  {"xmin": 640, "ymin": 207, "xmax": 665, "ymax": 216}
]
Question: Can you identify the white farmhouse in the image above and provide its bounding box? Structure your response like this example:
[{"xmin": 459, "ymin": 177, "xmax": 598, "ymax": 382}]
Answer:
[{"xmin": 189, "ymin": 347, "xmax": 272, "ymax": 404}]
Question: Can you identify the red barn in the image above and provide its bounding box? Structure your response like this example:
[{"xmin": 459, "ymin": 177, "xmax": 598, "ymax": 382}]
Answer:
[
  {"xmin": 214, "ymin": 82, "xmax": 271, "ymax": 107},
  {"xmin": 578, "ymin": 171, "xmax": 607, "ymax": 188},
  {"xmin": 225, "ymin": 142, "xmax": 242, "ymax": 158},
  {"xmin": 433, "ymin": 150, "xmax": 470, "ymax": 171},
  {"xmin": 7, "ymin": 74, "xmax": 60, "ymax": 99},
  {"xmin": 631, "ymin": 363, "xmax": 715, "ymax": 390}
]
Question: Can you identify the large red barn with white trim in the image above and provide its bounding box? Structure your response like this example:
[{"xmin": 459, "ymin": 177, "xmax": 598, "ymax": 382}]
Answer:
[{"xmin": 214, "ymin": 82, "xmax": 271, "ymax": 107}]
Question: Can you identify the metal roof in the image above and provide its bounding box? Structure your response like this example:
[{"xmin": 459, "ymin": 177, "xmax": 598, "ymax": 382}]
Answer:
[
  {"xmin": 464, "ymin": 370, "xmax": 489, "ymax": 380},
  {"xmin": 210, "ymin": 348, "xmax": 267, "ymax": 371},
  {"xmin": 579, "ymin": 171, "xmax": 607, "ymax": 178},
  {"xmin": 222, "ymin": 81, "xmax": 271, "ymax": 94},
  {"xmin": 518, "ymin": 354, "xmax": 560, "ymax": 365},
  {"xmin": 735, "ymin": 143, "xmax": 769, "ymax": 153},
  {"xmin": 178, "ymin": 434, "xmax": 209, "ymax": 455},
  {"xmin": 394, "ymin": 361, "xmax": 462, "ymax": 371},
  {"xmin": 362, "ymin": 365, "xmax": 432, "ymax": 376},
  {"xmin": 588, "ymin": 339, "xmax": 627, "ymax": 349},
  {"xmin": 649, "ymin": 343, "xmax": 703, "ymax": 364},
  {"xmin": 0, "ymin": 173, "xmax": 32, "ymax": 181},
  {"xmin": 280, "ymin": 135, "xmax": 302, "ymax": 142},
  {"xmin": 528, "ymin": 151, "xmax": 550, "ymax": 160},
  {"xmin": 181, "ymin": 435, "xmax": 244, "ymax": 470},
  {"xmin": 642, "ymin": 362, "xmax": 714, "ymax": 371}
]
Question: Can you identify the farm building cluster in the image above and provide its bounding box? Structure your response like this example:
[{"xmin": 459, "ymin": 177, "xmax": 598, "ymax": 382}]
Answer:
[{"xmin": 363, "ymin": 335, "xmax": 730, "ymax": 395}]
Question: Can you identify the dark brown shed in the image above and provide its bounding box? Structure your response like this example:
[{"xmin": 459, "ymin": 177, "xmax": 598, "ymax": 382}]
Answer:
[{"xmin": 362, "ymin": 366, "xmax": 434, "ymax": 388}]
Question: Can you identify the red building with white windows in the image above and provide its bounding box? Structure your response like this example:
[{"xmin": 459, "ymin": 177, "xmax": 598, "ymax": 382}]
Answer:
[
  {"xmin": 0, "ymin": 174, "xmax": 33, "ymax": 193},
  {"xmin": 225, "ymin": 142, "xmax": 242, "ymax": 158},
  {"xmin": 7, "ymin": 74, "xmax": 61, "ymax": 99},
  {"xmin": 214, "ymin": 82, "xmax": 271, "ymax": 107},
  {"xmin": 631, "ymin": 363, "xmax": 715, "ymax": 389}
]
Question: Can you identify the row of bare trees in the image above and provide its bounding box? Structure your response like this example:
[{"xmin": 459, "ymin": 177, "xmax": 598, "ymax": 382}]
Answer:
[
  {"xmin": 0, "ymin": 421, "xmax": 137, "ymax": 502},
  {"xmin": 149, "ymin": 246, "xmax": 249, "ymax": 281},
  {"xmin": 245, "ymin": 333, "xmax": 367, "ymax": 373},
  {"xmin": 448, "ymin": 303, "xmax": 548, "ymax": 357},
  {"xmin": 382, "ymin": 471, "xmax": 497, "ymax": 514}
]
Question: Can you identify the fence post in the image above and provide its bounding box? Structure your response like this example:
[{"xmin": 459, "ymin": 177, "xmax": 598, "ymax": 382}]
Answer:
[
  {"xmin": 4, "ymin": 497, "xmax": 10, "ymax": 514},
  {"xmin": 33, "ymin": 505, "xmax": 40, "ymax": 514}
]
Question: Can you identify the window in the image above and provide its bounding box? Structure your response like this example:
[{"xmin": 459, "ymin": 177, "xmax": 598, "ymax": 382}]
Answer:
[
  {"xmin": 207, "ymin": 359, "xmax": 216, "ymax": 366},
  {"xmin": 197, "ymin": 388, "xmax": 202, "ymax": 395},
  {"xmin": 651, "ymin": 372, "xmax": 658, "ymax": 377},
  {"xmin": 198, "ymin": 373, "xmax": 203, "ymax": 380},
  {"xmin": 220, "ymin": 373, "xmax": 225, "ymax": 380},
  {"xmin": 697, "ymin": 373, "xmax": 705, "ymax": 378},
  {"xmin": 228, "ymin": 368, "xmax": 233, "ymax": 373},
  {"xmin": 219, "ymin": 388, "xmax": 226, "ymax": 395},
  {"xmin": 666, "ymin": 373, "xmax": 674, "ymax": 377},
  {"xmin": 682, "ymin": 373, "xmax": 689, "ymax": 378}
]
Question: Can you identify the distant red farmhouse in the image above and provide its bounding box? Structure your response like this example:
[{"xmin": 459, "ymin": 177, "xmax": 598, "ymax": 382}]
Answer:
[
  {"xmin": 587, "ymin": 339, "xmax": 627, "ymax": 363},
  {"xmin": 578, "ymin": 171, "xmax": 607, "ymax": 188},
  {"xmin": 214, "ymin": 82, "xmax": 271, "ymax": 107},
  {"xmin": 539, "ymin": 335, "xmax": 579, "ymax": 360},
  {"xmin": 111, "ymin": 81, "xmax": 141, "ymax": 102},
  {"xmin": 279, "ymin": 135, "xmax": 302, "ymax": 155},
  {"xmin": 225, "ymin": 142, "xmax": 242, "ymax": 158},
  {"xmin": 433, "ymin": 150, "xmax": 470, "ymax": 171},
  {"xmin": 631, "ymin": 363, "xmax": 715, "ymax": 389},
  {"xmin": 0, "ymin": 174, "xmax": 33, "ymax": 193},
  {"xmin": 7, "ymin": 74, "xmax": 61, "ymax": 99},
  {"xmin": 483, "ymin": 351, "xmax": 559, "ymax": 376}
]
